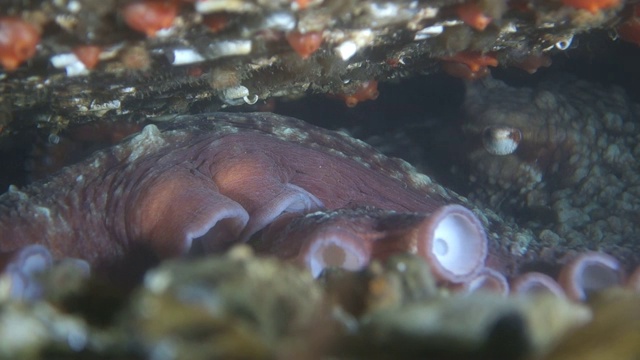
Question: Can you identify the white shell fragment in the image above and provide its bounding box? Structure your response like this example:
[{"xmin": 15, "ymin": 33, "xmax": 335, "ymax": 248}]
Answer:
[
  {"xmin": 50, "ymin": 53, "xmax": 89, "ymax": 77},
  {"xmin": 336, "ymin": 41, "xmax": 358, "ymax": 61},
  {"xmin": 243, "ymin": 94, "xmax": 259, "ymax": 105},
  {"xmin": 221, "ymin": 85, "xmax": 257, "ymax": 105},
  {"xmin": 482, "ymin": 126, "xmax": 522, "ymax": 155},
  {"xmin": 205, "ymin": 40, "xmax": 252, "ymax": 59},
  {"xmin": 77, "ymin": 100, "xmax": 121, "ymax": 113},
  {"xmin": 168, "ymin": 48, "xmax": 206, "ymax": 65},
  {"xmin": 414, "ymin": 24, "xmax": 443, "ymax": 40},
  {"xmin": 195, "ymin": 0, "xmax": 256, "ymax": 13},
  {"xmin": 222, "ymin": 85, "xmax": 249, "ymax": 100},
  {"xmin": 334, "ymin": 29, "xmax": 374, "ymax": 61}
]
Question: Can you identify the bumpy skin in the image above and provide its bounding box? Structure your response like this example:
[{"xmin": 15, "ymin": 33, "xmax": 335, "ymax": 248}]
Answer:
[
  {"xmin": 2, "ymin": 112, "xmax": 525, "ymax": 273},
  {"xmin": 462, "ymin": 77, "xmax": 640, "ymax": 262}
]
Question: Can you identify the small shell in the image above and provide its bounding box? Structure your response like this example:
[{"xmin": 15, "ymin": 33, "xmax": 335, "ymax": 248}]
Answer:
[
  {"xmin": 555, "ymin": 35, "xmax": 573, "ymax": 50},
  {"xmin": 221, "ymin": 85, "xmax": 257, "ymax": 105},
  {"xmin": 482, "ymin": 126, "xmax": 522, "ymax": 155}
]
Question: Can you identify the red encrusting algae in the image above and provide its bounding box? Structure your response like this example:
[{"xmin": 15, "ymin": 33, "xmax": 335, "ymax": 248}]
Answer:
[
  {"xmin": 73, "ymin": 45, "xmax": 102, "ymax": 70},
  {"xmin": 562, "ymin": 0, "xmax": 620, "ymax": 13},
  {"xmin": 286, "ymin": 31, "xmax": 323, "ymax": 59},
  {"xmin": 456, "ymin": 1, "xmax": 492, "ymax": 31},
  {"xmin": 441, "ymin": 52, "xmax": 498, "ymax": 80},
  {"xmin": 122, "ymin": 0, "xmax": 179, "ymax": 37},
  {"xmin": 0, "ymin": 17, "xmax": 40, "ymax": 71},
  {"xmin": 341, "ymin": 80, "xmax": 379, "ymax": 107}
]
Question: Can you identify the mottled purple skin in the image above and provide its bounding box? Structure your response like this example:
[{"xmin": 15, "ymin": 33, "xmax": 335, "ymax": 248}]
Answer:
[{"xmin": 0, "ymin": 112, "xmax": 464, "ymax": 271}]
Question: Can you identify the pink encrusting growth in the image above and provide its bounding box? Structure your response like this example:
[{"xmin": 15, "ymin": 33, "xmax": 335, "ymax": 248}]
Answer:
[
  {"xmin": 558, "ymin": 252, "xmax": 624, "ymax": 301},
  {"xmin": 0, "ymin": 17, "xmax": 40, "ymax": 71}
]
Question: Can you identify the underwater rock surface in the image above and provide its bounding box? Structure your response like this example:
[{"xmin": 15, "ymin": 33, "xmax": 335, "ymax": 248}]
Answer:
[{"xmin": 0, "ymin": 0, "xmax": 635, "ymax": 133}]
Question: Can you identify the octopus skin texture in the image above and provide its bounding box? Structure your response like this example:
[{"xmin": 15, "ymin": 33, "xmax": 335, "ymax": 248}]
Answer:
[
  {"xmin": 0, "ymin": 112, "xmax": 635, "ymax": 301},
  {"xmin": 461, "ymin": 76, "xmax": 640, "ymax": 265},
  {"xmin": 0, "ymin": 113, "xmax": 498, "ymax": 279}
]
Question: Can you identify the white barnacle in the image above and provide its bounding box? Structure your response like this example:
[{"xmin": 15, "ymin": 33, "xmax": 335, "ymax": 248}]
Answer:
[
  {"xmin": 126, "ymin": 124, "xmax": 166, "ymax": 161},
  {"xmin": 222, "ymin": 85, "xmax": 251, "ymax": 105},
  {"xmin": 482, "ymin": 126, "xmax": 522, "ymax": 155},
  {"xmin": 243, "ymin": 94, "xmax": 259, "ymax": 105}
]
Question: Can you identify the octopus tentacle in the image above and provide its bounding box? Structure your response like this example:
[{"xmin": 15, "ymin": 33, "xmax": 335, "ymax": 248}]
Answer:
[
  {"xmin": 131, "ymin": 165, "xmax": 250, "ymax": 256},
  {"xmin": 254, "ymin": 209, "xmax": 381, "ymax": 276},
  {"xmin": 459, "ymin": 268, "xmax": 510, "ymax": 296},
  {"xmin": 0, "ymin": 244, "xmax": 52, "ymax": 300},
  {"xmin": 2, "ymin": 111, "xmax": 634, "ymax": 304},
  {"xmin": 558, "ymin": 252, "xmax": 624, "ymax": 302},
  {"xmin": 511, "ymin": 272, "xmax": 566, "ymax": 298},
  {"xmin": 0, "ymin": 113, "xmax": 460, "ymax": 272}
]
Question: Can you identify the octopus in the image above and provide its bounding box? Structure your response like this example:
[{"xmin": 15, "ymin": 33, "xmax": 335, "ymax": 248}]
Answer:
[
  {"xmin": 0, "ymin": 111, "xmax": 637, "ymax": 301},
  {"xmin": 461, "ymin": 76, "xmax": 640, "ymax": 267}
]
